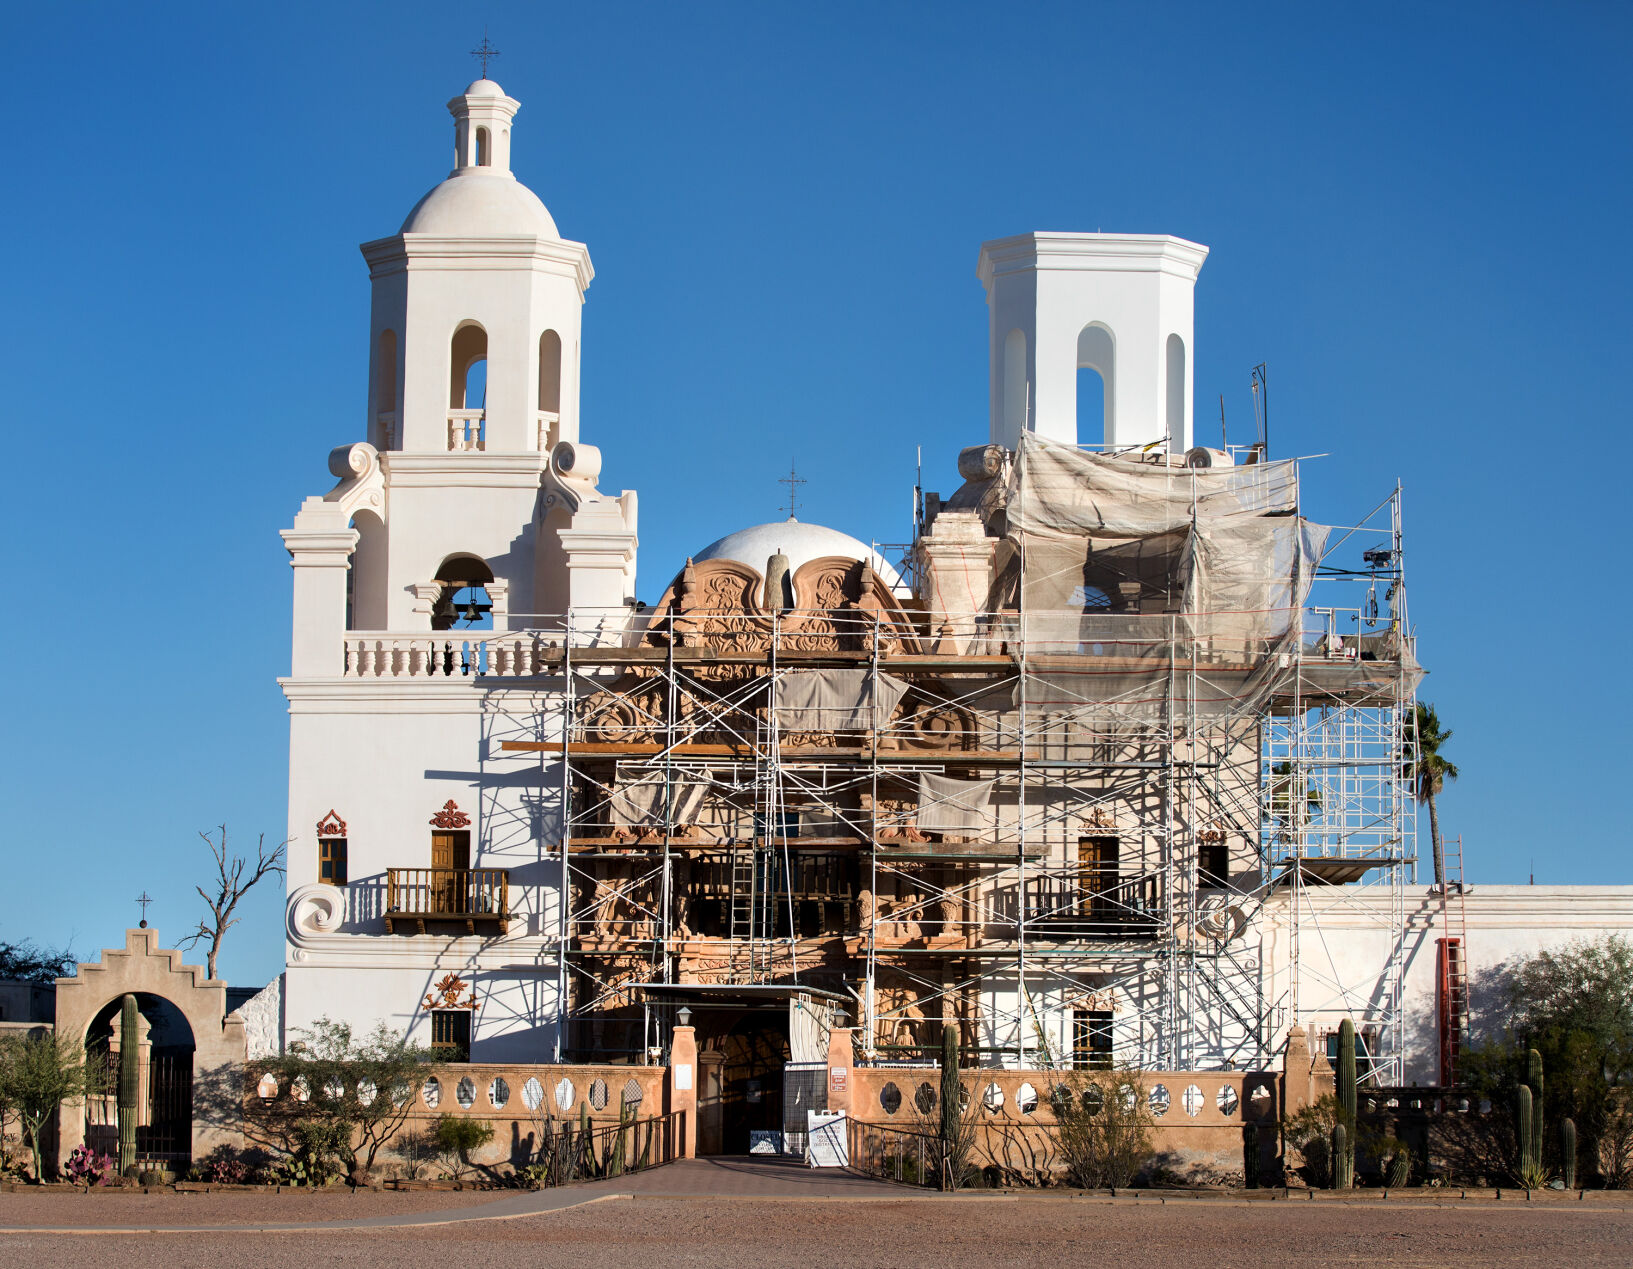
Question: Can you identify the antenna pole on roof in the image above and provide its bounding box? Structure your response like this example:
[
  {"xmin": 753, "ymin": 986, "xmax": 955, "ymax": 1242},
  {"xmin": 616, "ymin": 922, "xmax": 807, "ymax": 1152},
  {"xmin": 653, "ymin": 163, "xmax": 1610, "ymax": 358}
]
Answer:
[
  {"xmin": 1219, "ymin": 394, "xmax": 1227, "ymax": 451},
  {"xmin": 1250, "ymin": 363, "xmax": 1269, "ymax": 459},
  {"xmin": 914, "ymin": 445, "xmax": 923, "ymax": 539}
]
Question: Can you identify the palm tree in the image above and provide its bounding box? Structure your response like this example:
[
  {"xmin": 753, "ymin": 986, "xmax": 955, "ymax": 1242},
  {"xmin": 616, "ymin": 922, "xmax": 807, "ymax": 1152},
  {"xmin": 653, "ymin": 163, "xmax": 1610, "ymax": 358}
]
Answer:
[{"xmin": 1407, "ymin": 702, "xmax": 1459, "ymax": 889}]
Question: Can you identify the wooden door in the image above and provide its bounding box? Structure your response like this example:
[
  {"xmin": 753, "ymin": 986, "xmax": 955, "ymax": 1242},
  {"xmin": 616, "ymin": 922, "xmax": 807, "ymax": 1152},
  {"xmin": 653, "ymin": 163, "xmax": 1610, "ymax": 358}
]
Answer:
[
  {"xmin": 1077, "ymin": 835, "xmax": 1118, "ymax": 922},
  {"xmin": 432, "ymin": 831, "xmax": 470, "ymax": 913}
]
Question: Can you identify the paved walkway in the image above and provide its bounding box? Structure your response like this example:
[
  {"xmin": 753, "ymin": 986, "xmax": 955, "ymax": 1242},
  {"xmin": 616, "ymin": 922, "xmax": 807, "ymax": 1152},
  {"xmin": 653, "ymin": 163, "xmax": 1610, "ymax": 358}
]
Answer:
[{"xmin": 0, "ymin": 1157, "xmax": 910, "ymax": 1234}]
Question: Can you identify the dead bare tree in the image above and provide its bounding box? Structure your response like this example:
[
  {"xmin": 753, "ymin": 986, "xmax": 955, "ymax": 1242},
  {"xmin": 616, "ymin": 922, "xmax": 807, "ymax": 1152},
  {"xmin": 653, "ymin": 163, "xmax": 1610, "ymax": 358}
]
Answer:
[{"xmin": 179, "ymin": 826, "xmax": 287, "ymax": 980}]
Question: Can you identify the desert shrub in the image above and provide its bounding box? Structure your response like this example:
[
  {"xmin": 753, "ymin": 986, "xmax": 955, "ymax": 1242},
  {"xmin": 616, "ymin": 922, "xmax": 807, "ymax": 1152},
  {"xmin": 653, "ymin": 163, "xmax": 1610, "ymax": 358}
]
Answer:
[{"xmin": 1055, "ymin": 1067, "xmax": 1155, "ymax": 1188}]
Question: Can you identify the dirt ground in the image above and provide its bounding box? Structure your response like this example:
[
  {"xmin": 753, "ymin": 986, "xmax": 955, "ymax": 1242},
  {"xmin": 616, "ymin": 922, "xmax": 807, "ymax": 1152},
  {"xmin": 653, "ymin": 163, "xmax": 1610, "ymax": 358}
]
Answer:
[{"xmin": 4, "ymin": 1189, "xmax": 1631, "ymax": 1268}]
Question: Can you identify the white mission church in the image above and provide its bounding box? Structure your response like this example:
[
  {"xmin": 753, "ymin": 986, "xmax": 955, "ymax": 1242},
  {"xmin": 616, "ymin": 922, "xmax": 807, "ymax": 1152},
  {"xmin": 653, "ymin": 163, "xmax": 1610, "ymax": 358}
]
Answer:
[{"xmin": 274, "ymin": 75, "xmax": 1633, "ymax": 1095}]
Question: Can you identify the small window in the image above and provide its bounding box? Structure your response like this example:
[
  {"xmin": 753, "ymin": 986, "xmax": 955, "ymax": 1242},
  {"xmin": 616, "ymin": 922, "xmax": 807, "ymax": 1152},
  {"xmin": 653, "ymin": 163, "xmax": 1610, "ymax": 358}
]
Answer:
[
  {"xmin": 1073, "ymin": 1008, "xmax": 1113, "ymax": 1069},
  {"xmin": 319, "ymin": 837, "xmax": 348, "ymax": 886},
  {"xmin": 476, "ymin": 126, "xmax": 491, "ymax": 167},
  {"xmin": 431, "ymin": 1010, "xmax": 471, "ymax": 1063}
]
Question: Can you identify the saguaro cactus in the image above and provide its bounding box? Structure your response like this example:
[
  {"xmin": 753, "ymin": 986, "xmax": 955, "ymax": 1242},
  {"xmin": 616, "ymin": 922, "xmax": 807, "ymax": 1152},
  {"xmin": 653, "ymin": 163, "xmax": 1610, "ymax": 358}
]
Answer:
[
  {"xmin": 1330, "ymin": 1122, "xmax": 1352, "ymax": 1189},
  {"xmin": 1335, "ymin": 1017, "xmax": 1357, "ymax": 1186},
  {"xmin": 1515, "ymin": 1084, "xmax": 1536, "ymax": 1181},
  {"xmin": 938, "ymin": 1026, "xmax": 961, "ymax": 1189},
  {"xmin": 1561, "ymin": 1118, "xmax": 1577, "ymax": 1190},
  {"xmin": 117, "ymin": 994, "xmax": 139, "ymax": 1176},
  {"xmin": 1525, "ymin": 1048, "xmax": 1545, "ymax": 1168}
]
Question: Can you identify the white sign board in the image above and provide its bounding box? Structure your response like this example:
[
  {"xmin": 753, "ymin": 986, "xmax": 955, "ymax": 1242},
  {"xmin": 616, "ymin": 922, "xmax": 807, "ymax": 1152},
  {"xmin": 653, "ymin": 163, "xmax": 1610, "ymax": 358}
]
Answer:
[
  {"xmin": 674, "ymin": 1063, "xmax": 692, "ymax": 1091},
  {"xmin": 806, "ymin": 1111, "xmax": 848, "ymax": 1168},
  {"xmin": 749, "ymin": 1130, "xmax": 783, "ymax": 1155}
]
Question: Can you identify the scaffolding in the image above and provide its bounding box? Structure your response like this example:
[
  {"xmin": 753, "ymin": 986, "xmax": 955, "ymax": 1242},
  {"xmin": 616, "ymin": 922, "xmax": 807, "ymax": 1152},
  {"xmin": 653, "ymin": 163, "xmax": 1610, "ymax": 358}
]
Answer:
[{"xmin": 486, "ymin": 436, "xmax": 1420, "ymax": 1079}]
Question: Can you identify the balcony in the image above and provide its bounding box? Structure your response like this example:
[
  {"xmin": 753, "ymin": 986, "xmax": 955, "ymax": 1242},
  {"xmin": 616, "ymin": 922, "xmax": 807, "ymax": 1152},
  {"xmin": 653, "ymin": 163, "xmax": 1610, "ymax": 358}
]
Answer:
[
  {"xmin": 384, "ymin": 868, "xmax": 510, "ymax": 935},
  {"xmin": 1023, "ymin": 871, "xmax": 1163, "ymax": 940}
]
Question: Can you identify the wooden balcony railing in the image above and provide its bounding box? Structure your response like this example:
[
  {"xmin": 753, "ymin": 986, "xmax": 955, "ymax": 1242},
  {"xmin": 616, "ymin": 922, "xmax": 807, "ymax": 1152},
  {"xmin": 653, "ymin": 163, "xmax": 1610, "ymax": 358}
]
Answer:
[{"xmin": 384, "ymin": 868, "xmax": 510, "ymax": 935}]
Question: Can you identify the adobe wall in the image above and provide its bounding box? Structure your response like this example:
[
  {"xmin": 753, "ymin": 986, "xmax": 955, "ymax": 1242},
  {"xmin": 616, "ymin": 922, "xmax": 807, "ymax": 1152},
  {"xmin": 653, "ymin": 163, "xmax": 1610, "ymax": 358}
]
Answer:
[
  {"xmin": 846, "ymin": 1061, "xmax": 1278, "ymax": 1184},
  {"xmin": 245, "ymin": 1061, "xmax": 669, "ymax": 1176}
]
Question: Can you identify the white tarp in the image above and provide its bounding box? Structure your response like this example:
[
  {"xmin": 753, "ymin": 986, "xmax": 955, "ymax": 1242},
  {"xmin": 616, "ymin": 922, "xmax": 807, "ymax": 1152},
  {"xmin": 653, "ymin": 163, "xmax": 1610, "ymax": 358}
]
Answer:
[
  {"xmin": 916, "ymin": 773, "xmax": 996, "ymax": 833},
  {"xmin": 608, "ymin": 776, "xmax": 711, "ymax": 827},
  {"xmin": 773, "ymin": 669, "xmax": 909, "ymax": 732}
]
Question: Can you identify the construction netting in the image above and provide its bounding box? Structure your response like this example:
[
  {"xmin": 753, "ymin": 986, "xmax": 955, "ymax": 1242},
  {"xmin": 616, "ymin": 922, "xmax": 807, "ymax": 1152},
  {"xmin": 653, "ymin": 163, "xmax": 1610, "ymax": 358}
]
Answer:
[{"xmin": 1000, "ymin": 434, "xmax": 1366, "ymax": 726}]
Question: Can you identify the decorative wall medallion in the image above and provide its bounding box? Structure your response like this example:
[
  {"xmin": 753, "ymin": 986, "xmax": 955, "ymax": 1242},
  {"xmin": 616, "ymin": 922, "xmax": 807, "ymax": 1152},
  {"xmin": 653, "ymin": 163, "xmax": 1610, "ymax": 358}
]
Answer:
[
  {"xmin": 423, "ymin": 972, "xmax": 480, "ymax": 1012},
  {"xmin": 316, "ymin": 809, "xmax": 347, "ymax": 837},
  {"xmin": 430, "ymin": 800, "xmax": 471, "ymax": 829}
]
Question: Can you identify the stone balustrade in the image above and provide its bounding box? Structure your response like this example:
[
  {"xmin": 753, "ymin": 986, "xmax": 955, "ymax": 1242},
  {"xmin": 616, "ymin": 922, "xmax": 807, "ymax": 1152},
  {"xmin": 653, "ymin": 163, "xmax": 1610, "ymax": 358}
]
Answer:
[{"xmin": 447, "ymin": 408, "xmax": 486, "ymax": 451}]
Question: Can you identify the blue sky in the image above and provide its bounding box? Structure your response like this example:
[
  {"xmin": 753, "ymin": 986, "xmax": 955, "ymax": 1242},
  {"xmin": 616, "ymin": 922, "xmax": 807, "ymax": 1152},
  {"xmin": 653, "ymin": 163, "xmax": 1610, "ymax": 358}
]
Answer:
[{"xmin": 2, "ymin": 2, "xmax": 1627, "ymax": 988}]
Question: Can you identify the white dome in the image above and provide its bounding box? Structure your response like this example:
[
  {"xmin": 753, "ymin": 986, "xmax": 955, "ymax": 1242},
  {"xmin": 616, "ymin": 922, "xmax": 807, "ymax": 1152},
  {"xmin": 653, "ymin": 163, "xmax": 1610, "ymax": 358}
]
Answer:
[
  {"xmin": 692, "ymin": 519, "xmax": 906, "ymax": 592},
  {"xmin": 401, "ymin": 171, "xmax": 559, "ymax": 237},
  {"xmin": 464, "ymin": 78, "xmax": 505, "ymax": 97}
]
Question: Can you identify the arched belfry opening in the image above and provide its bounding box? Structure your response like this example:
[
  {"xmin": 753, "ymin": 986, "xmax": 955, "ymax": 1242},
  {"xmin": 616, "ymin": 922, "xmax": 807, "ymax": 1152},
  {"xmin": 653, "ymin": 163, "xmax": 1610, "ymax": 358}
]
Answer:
[
  {"xmin": 449, "ymin": 323, "xmax": 488, "ymax": 451},
  {"xmin": 348, "ymin": 509, "xmax": 387, "ymax": 630},
  {"xmin": 476, "ymin": 126, "xmax": 492, "ymax": 167},
  {"xmin": 1077, "ymin": 323, "xmax": 1115, "ymax": 447},
  {"xmin": 433, "ymin": 554, "xmax": 495, "ymax": 630},
  {"xmin": 538, "ymin": 329, "xmax": 562, "ymax": 451}
]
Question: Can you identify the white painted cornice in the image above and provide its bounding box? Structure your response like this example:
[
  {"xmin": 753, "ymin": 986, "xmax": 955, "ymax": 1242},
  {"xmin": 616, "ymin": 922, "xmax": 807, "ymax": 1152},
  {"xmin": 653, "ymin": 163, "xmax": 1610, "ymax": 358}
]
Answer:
[
  {"xmin": 382, "ymin": 452, "xmax": 547, "ymax": 488},
  {"xmin": 360, "ymin": 234, "xmax": 594, "ymax": 293},
  {"xmin": 279, "ymin": 678, "xmax": 564, "ymax": 713},
  {"xmin": 977, "ymin": 232, "xmax": 1210, "ymax": 291},
  {"xmin": 1264, "ymin": 885, "xmax": 1633, "ymax": 932}
]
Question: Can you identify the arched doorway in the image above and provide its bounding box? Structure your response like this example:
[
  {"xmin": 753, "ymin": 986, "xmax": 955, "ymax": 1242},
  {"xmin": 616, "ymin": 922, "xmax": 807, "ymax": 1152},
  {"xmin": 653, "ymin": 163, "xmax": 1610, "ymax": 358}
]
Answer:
[
  {"xmin": 84, "ymin": 994, "xmax": 196, "ymax": 1170},
  {"xmin": 716, "ymin": 1013, "xmax": 790, "ymax": 1155}
]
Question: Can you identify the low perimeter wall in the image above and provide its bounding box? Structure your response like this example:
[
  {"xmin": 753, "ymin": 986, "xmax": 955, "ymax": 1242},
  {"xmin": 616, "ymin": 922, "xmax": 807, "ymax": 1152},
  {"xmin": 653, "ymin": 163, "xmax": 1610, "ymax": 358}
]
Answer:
[
  {"xmin": 845, "ymin": 1065, "xmax": 1279, "ymax": 1184},
  {"xmin": 246, "ymin": 1062, "xmax": 668, "ymax": 1175}
]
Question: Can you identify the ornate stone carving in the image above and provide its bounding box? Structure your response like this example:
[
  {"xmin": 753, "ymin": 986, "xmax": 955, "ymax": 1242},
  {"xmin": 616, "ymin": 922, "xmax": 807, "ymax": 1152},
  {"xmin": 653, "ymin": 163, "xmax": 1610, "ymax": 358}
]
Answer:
[
  {"xmin": 430, "ymin": 800, "xmax": 471, "ymax": 829},
  {"xmin": 423, "ymin": 972, "xmax": 480, "ymax": 1012},
  {"xmin": 316, "ymin": 809, "xmax": 347, "ymax": 837}
]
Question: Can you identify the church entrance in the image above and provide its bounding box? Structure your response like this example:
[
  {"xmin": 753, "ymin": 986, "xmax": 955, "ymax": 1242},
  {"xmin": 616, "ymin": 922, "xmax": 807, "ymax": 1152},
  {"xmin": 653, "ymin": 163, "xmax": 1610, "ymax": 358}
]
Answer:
[{"xmin": 716, "ymin": 1013, "xmax": 790, "ymax": 1155}]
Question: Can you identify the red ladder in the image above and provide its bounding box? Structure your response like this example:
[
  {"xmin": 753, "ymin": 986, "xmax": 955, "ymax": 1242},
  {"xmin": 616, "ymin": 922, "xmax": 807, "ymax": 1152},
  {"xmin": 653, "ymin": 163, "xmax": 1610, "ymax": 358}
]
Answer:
[{"xmin": 1436, "ymin": 834, "xmax": 1470, "ymax": 1085}]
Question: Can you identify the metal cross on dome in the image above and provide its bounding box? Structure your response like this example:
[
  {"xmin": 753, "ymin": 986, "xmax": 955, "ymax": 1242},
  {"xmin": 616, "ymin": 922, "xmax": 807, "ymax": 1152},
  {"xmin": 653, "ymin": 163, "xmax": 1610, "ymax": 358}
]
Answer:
[
  {"xmin": 469, "ymin": 31, "xmax": 501, "ymax": 78},
  {"xmin": 136, "ymin": 891, "xmax": 153, "ymax": 929},
  {"xmin": 778, "ymin": 461, "xmax": 806, "ymax": 519}
]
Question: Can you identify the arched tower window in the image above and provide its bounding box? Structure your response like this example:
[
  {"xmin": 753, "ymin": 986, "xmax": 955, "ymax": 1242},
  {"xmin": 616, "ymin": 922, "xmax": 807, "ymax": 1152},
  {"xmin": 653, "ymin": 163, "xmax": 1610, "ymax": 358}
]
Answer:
[
  {"xmin": 449, "ymin": 323, "xmax": 488, "ymax": 451},
  {"xmin": 432, "ymin": 555, "xmax": 495, "ymax": 631},
  {"xmin": 1077, "ymin": 324, "xmax": 1115, "ymax": 447},
  {"xmin": 376, "ymin": 330, "xmax": 398, "ymax": 449},
  {"xmin": 476, "ymin": 127, "xmax": 492, "ymax": 167},
  {"xmin": 1165, "ymin": 333, "xmax": 1186, "ymax": 450},
  {"xmin": 1003, "ymin": 329, "xmax": 1028, "ymax": 437},
  {"xmin": 537, "ymin": 330, "xmax": 562, "ymax": 451}
]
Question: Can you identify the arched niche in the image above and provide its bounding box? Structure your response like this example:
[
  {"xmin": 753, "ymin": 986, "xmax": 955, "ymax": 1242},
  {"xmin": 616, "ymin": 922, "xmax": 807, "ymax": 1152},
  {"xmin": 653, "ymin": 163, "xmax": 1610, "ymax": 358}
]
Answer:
[
  {"xmin": 1003, "ymin": 328, "xmax": 1028, "ymax": 437},
  {"xmin": 1165, "ymin": 332, "xmax": 1186, "ymax": 449},
  {"xmin": 347, "ymin": 509, "xmax": 388, "ymax": 631}
]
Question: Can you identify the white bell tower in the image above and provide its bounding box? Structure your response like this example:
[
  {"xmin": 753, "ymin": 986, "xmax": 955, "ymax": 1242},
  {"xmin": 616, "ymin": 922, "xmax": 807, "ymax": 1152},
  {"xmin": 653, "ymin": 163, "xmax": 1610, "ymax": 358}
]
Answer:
[
  {"xmin": 363, "ymin": 78, "xmax": 593, "ymax": 460},
  {"xmin": 977, "ymin": 233, "xmax": 1208, "ymax": 453}
]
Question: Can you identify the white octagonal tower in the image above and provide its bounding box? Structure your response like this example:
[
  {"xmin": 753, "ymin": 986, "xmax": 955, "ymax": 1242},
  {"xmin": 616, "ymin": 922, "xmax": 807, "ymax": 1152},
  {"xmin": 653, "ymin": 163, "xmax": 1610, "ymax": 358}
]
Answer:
[{"xmin": 977, "ymin": 233, "xmax": 1208, "ymax": 453}]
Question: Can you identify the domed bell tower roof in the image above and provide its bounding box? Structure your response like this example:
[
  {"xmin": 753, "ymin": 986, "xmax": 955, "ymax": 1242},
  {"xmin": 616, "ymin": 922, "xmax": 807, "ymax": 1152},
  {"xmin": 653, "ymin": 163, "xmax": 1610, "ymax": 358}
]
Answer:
[{"xmin": 400, "ymin": 78, "xmax": 559, "ymax": 238}]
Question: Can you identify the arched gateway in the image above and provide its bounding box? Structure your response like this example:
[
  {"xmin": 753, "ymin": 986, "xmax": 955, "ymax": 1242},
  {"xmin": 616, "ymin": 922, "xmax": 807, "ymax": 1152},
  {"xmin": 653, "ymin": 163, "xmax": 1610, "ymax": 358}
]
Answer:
[{"xmin": 54, "ymin": 928, "xmax": 247, "ymax": 1169}]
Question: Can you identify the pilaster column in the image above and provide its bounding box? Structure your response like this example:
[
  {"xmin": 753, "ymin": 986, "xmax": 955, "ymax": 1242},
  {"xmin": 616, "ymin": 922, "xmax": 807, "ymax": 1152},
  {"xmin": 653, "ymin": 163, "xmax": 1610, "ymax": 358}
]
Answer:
[
  {"xmin": 668, "ymin": 1025, "xmax": 698, "ymax": 1158},
  {"xmin": 281, "ymin": 498, "xmax": 358, "ymax": 677}
]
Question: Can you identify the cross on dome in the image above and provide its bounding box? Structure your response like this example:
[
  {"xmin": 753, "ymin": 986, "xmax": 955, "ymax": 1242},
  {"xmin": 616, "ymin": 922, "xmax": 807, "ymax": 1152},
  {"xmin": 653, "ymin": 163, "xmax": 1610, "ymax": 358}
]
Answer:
[{"xmin": 469, "ymin": 31, "xmax": 500, "ymax": 79}]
